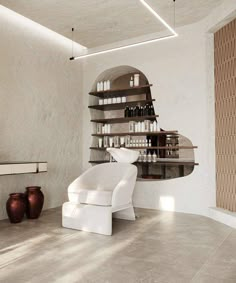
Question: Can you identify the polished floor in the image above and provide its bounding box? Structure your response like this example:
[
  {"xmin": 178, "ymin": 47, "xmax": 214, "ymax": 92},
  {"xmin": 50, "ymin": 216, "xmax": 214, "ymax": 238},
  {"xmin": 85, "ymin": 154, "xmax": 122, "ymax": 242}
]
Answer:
[{"xmin": 0, "ymin": 207, "xmax": 235, "ymax": 283}]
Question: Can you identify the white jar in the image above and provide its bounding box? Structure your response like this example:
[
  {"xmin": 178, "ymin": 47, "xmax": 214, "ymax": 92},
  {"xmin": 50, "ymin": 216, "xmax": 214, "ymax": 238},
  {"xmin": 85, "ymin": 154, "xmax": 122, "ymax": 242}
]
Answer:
[
  {"xmin": 99, "ymin": 99, "xmax": 103, "ymax": 105},
  {"xmin": 98, "ymin": 138, "xmax": 103, "ymax": 148},
  {"xmin": 104, "ymin": 124, "xmax": 108, "ymax": 134},
  {"xmin": 108, "ymin": 98, "xmax": 112, "ymax": 104},
  {"xmin": 152, "ymin": 153, "xmax": 157, "ymax": 163},
  {"xmin": 141, "ymin": 122, "xmax": 145, "ymax": 132},
  {"xmin": 150, "ymin": 123, "xmax": 154, "ymax": 132},
  {"xmin": 103, "ymin": 98, "xmax": 108, "ymax": 104},
  {"xmin": 109, "ymin": 137, "xmax": 113, "ymax": 147},
  {"xmin": 97, "ymin": 123, "xmax": 102, "ymax": 134},
  {"xmin": 130, "ymin": 77, "xmax": 134, "ymax": 87},
  {"xmin": 134, "ymin": 74, "xmax": 140, "ymax": 87},
  {"xmin": 137, "ymin": 122, "xmax": 141, "ymax": 132},
  {"xmin": 117, "ymin": 97, "xmax": 121, "ymax": 103},
  {"xmin": 129, "ymin": 121, "xmax": 135, "ymax": 133},
  {"xmin": 121, "ymin": 97, "xmax": 127, "ymax": 103},
  {"xmin": 112, "ymin": 97, "xmax": 117, "ymax": 104},
  {"xmin": 153, "ymin": 121, "xmax": 157, "ymax": 132},
  {"xmin": 97, "ymin": 82, "xmax": 100, "ymax": 92},
  {"xmin": 107, "ymin": 124, "xmax": 111, "ymax": 134},
  {"xmin": 107, "ymin": 80, "xmax": 111, "ymax": 90},
  {"xmin": 100, "ymin": 82, "xmax": 104, "ymax": 91},
  {"xmin": 104, "ymin": 81, "xmax": 107, "ymax": 91}
]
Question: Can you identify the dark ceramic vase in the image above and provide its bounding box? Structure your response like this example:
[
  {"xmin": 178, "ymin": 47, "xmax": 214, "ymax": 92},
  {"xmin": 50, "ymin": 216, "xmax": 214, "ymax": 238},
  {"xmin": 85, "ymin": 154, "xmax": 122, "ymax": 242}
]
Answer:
[
  {"xmin": 25, "ymin": 186, "xmax": 44, "ymax": 219},
  {"xmin": 6, "ymin": 193, "xmax": 26, "ymax": 223}
]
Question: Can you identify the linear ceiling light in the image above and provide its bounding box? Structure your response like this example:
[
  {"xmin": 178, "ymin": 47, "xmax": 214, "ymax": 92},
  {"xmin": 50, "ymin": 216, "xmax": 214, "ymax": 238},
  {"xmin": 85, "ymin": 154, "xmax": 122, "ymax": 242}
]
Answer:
[{"xmin": 71, "ymin": 0, "xmax": 178, "ymax": 60}]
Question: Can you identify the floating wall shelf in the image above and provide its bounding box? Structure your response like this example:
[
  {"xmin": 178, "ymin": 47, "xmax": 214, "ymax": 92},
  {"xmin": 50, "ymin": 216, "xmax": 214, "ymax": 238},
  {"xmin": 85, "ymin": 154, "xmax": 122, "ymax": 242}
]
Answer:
[
  {"xmin": 92, "ymin": 131, "xmax": 178, "ymax": 137},
  {"xmin": 89, "ymin": 160, "xmax": 199, "ymax": 166},
  {"xmin": 91, "ymin": 115, "xmax": 159, "ymax": 124},
  {"xmin": 89, "ymin": 99, "xmax": 155, "ymax": 111},
  {"xmin": 88, "ymin": 67, "xmax": 198, "ymax": 180},
  {"xmin": 90, "ymin": 146, "xmax": 198, "ymax": 150},
  {"xmin": 0, "ymin": 162, "xmax": 47, "ymax": 176},
  {"xmin": 89, "ymin": 84, "xmax": 153, "ymax": 98}
]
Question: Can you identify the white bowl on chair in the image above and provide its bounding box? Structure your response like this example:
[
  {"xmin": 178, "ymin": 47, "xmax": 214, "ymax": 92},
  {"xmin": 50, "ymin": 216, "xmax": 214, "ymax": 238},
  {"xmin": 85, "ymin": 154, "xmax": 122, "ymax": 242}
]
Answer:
[{"xmin": 107, "ymin": 148, "xmax": 139, "ymax": 163}]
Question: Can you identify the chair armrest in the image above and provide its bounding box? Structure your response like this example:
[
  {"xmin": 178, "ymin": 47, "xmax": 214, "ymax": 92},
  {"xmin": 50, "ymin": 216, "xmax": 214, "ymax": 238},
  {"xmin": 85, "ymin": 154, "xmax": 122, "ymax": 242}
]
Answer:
[{"xmin": 68, "ymin": 170, "xmax": 94, "ymax": 193}]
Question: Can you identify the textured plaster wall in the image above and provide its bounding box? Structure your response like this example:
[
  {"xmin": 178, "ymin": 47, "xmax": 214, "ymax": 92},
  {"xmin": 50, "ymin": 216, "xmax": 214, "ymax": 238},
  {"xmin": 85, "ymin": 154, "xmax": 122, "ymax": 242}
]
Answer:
[
  {"xmin": 0, "ymin": 6, "xmax": 84, "ymax": 220},
  {"xmin": 82, "ymin": 22, "xmax": 214, "ymax": 216},
  {"xmin": 81, "ymin": 0, "xmax": 236, "ymax": 217}
]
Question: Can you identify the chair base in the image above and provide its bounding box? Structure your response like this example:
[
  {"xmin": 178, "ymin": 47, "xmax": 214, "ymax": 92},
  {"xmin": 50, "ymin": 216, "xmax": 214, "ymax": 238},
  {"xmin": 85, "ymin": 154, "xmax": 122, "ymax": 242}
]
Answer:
[{"xmin": 62, "ymin": 202, "xmax": 135, "ymax": 236}]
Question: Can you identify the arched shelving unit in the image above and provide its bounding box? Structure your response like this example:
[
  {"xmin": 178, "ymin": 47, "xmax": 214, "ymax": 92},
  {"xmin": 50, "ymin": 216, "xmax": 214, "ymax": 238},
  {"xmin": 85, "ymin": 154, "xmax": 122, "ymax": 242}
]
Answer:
[{"xmin": 88, "ymin": 66, "xmax": 198, "ymax": 180}]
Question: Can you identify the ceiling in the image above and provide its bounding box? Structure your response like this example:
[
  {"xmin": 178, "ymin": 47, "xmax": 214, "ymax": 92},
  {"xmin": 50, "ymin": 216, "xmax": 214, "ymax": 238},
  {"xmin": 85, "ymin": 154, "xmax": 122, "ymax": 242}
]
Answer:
[{"xmin": 0, "ymin": 0, "xmax": 224, "ymax": 48}]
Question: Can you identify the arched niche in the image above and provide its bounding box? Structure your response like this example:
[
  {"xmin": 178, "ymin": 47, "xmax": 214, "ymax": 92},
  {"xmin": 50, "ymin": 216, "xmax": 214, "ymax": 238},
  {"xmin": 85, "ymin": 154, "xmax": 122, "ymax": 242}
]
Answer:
[{"xmin": 89, "ymin": 65, "xmax": 197, "ymax": 181}]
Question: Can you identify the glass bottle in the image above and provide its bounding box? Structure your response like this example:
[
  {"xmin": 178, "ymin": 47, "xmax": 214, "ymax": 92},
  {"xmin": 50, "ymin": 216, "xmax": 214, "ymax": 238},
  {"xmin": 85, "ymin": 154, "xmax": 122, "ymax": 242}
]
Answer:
[
  {"xmin": 140, "ymin": 106, "xmax": 144, "ymax": 116},
  {"xmin": 125, "ymin": 106, "xmax": 129, "ymax": 117},
  {"xmin": 152, "ymin": 152, "xmax": 157, "ymax": 163},
  {"xmin": 135, "ymin": 105, "xmax": 140, "ymax": 117},
  {"xmin": 143, "ymin": 151, "xmax": 147, "ymax": 162},
  {"xmin": 144, "ymin": 104, "xmax": 149, "ymax": 116},
  {"xmin": 150, "ymin": 105, "xmax": 155, "ymax": 116}
]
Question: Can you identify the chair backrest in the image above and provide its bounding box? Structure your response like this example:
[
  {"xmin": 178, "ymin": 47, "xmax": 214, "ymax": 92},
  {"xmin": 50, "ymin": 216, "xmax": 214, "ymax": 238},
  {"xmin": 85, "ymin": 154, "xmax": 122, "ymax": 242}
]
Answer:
[{"xmin": 81, "ymin": 163, "xmax": 137, "ymax": 191}]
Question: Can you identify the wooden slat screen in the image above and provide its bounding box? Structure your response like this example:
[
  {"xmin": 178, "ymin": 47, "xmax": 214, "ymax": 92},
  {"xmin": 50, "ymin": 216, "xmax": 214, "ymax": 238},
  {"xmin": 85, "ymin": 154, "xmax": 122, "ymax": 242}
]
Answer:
[{"xmin": 214, "ymin": 18, "xmax": 236, "ymax": 211}]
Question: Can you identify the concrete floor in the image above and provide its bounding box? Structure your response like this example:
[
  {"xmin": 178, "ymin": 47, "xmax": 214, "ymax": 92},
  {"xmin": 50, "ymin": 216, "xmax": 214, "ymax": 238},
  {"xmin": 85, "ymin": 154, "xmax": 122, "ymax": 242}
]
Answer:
[{"xmin": 0, "ymin": 208, "xmax": 235, "ymax": 283}]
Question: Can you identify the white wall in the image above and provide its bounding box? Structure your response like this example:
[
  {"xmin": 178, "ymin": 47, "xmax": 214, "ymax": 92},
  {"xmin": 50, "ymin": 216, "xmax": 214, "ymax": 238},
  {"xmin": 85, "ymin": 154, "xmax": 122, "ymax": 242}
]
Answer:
[
  {"xmin": 0, "ymin": 6, "xmax": 84, "ymax": 220},
  {"xmin": 81, "ymin": 1, "xmax": 236, "ymax": 217}
]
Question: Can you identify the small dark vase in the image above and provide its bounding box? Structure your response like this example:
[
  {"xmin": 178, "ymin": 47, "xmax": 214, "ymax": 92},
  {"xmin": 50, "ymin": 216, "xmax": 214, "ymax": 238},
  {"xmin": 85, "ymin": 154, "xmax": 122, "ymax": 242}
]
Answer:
[
  {"xmin": 25, "ymin": 186, "xmax": 44, "ymax": 219},
  {"xmin": 6, "ymin": 193, "xmax": 26, "ymax": 223}
]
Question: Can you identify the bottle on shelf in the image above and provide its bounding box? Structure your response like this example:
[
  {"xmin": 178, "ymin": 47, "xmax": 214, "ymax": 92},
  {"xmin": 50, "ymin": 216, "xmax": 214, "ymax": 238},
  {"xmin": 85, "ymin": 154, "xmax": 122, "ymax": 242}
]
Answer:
[
  {"xmin": 109, "ymin": 137, "xmax": 113, "ymax": 147},
  {"xmin": 129, "ymin": 107, "xmax": 134, "ymax": 117},
  {"xmin": 100, "ymin": 82, "xmax": 104, "ymax": 91},
  {"xmin": 153, "ymin": 121, "xmax": 157, "ymax": 132},
  {"xmin": 121, "ymin": 97, "xmax": 127, "ymax": 103},
  {"xmin": 107, "ymin": 80, "xmax": 111, "ymax": 90},
  {"xmin": 130, "ymin": 76, "xmax": 134, "ymax": 87},
  {"xmin": 150, "ymin": 123, "xmax": 154, "ymax": 132},
  {"xmin": 140, "ymin": 106, "xmax": 144, "ymax": 116},
  {"xmin": 134, "ymin": 74, "xmax": 140, "ymax": 87},
  {"xmin": 143, "ymin": 151, "xmax": 147, "ymax": 162},
  {"xmin": 137, "ymin": 122, "xmax": 141, "ymax": 132},
  {"xmin": 124, "ymin": 106, "xmax": 129, "ymax": 117},
  {"xmin": 150, "ymin": 105, "xmax": 155, "ymax": 116},
  {"xmin": 144, "ymin": 104, "xmax": 149, "ymax": 116},
  {"xmin": 97, "ymin": 82, "xmax": 100, "ymax": 92},
  {"xmin": 148, "ymin": 152, "xmax": 152, "ymax": 163},
  {"xmin": 104, "ymin": 81, "xmax": 107, "ymax": 91},
  {"xmin": 141, "ymin": 122, "xmax": 145, "ymax": 132},
  {"xmin": 152, "ymin": 152, "xmax": 157, "ymax": 162},
  {"xmin": 135, "ymin": 105, "xmax": 140, "ymax": 117}
]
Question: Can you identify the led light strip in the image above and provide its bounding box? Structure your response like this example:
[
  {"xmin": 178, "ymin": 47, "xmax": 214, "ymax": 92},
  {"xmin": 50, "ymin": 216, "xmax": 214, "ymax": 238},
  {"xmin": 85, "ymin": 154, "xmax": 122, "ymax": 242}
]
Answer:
[{"xmin": 72, "ymin": 0, "xmax": 178, "ymax": 60}]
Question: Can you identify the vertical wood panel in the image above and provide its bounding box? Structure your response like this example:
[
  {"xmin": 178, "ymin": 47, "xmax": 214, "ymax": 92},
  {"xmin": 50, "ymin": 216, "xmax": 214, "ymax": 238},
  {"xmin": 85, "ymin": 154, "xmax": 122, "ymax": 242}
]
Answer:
[{"xmin": 215, "ymin": 18, "xmax": 236, "ymax": 212}]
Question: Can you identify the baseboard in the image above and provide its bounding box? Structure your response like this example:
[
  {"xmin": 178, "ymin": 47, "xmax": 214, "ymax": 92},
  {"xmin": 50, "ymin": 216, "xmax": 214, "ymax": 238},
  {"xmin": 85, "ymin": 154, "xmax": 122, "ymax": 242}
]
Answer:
[{"xmin": 208, "ymin": 207, "xmax": 236, "ymax": 229}]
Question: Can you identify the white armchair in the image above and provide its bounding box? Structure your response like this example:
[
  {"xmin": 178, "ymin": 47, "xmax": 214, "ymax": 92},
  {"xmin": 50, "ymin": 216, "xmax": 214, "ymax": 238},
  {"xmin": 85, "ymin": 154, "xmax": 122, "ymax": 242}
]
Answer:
[{"xmin": 62, "ymin": 163, "xmax": 137, "ymax": 235}]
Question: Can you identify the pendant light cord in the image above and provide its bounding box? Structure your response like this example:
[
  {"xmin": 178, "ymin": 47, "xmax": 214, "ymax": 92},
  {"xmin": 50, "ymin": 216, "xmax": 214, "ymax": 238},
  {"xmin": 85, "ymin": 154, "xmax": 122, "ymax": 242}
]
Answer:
[
  {"xmin": 70, "ymin": 28, "xmax": 75, "ymax": 60},
  {"xmin": 173, "ymin": 0, "xmax": 176, "ymax": 28}
]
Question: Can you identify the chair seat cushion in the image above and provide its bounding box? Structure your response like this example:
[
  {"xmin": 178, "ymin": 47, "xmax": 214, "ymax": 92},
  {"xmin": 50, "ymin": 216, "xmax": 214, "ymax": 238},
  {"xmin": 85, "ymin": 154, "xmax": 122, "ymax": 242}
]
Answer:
[{"xmin": 68, "ymin": 189, "xmax": 112, "ymax": 206}]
